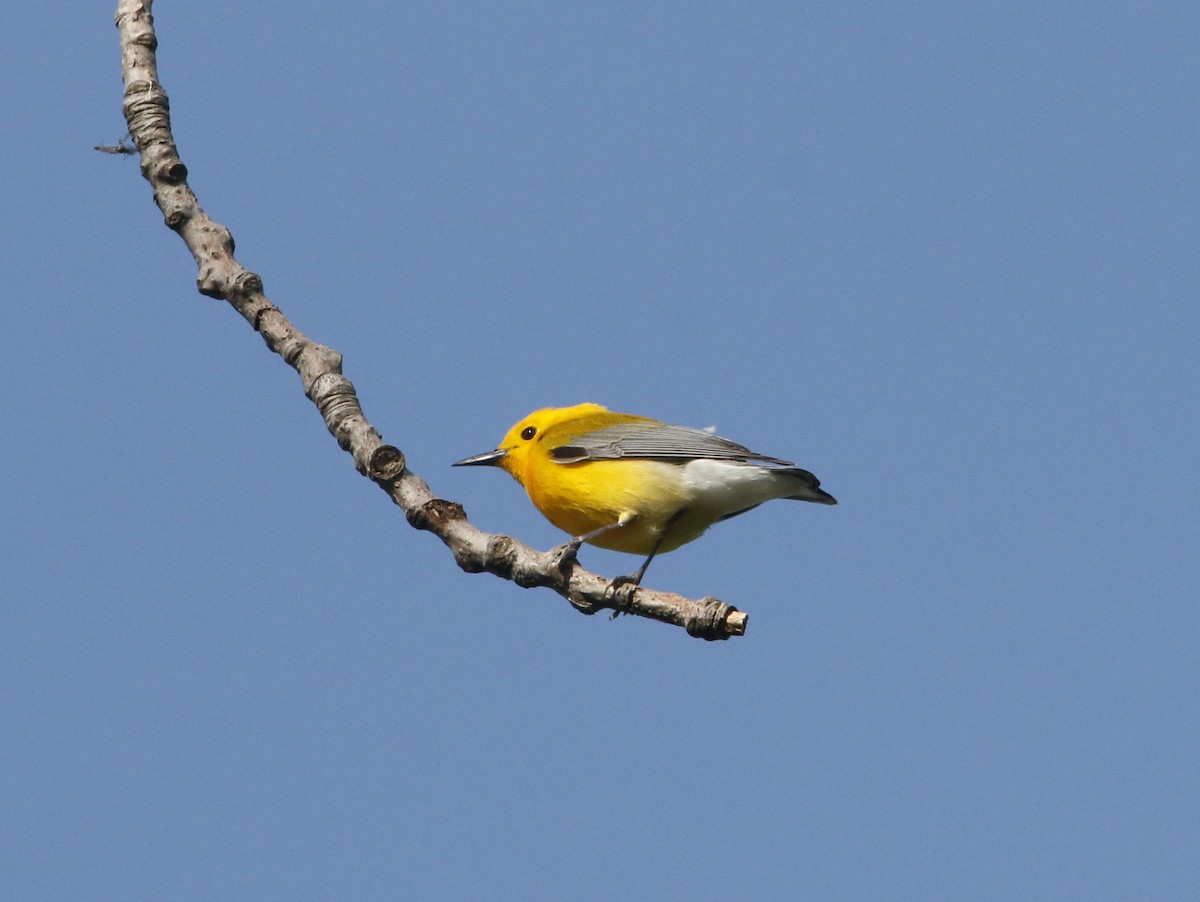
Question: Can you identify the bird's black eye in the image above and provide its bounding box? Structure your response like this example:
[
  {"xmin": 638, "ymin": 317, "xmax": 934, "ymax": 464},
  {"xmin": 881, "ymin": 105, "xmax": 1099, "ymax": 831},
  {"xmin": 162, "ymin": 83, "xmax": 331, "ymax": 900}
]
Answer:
[{"xmin": 520, "ymin": 425, "xmax": 537, "ymax": 440}]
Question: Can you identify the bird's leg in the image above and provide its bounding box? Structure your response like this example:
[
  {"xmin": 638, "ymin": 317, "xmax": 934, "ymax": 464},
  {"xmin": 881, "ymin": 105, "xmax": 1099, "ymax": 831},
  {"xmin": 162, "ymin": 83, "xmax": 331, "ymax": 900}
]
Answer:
[
  {"xmin": 550, "ymin": 512, "xmax": 636, "ymax": 576},
  {"xmin": 606, "ymin": 509, "xmax": 687, "ymax": 616},
  {"xmin": 616, "ymin": 509, "xmax": 685, "ymax": 587}
]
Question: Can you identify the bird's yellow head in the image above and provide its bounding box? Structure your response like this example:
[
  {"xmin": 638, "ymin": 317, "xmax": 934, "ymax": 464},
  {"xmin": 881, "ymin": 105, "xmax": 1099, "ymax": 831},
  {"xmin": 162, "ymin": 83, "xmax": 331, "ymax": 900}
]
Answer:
[{"xmin": 452, "ymin": 403, "xmax": 613, "ymax": 486}]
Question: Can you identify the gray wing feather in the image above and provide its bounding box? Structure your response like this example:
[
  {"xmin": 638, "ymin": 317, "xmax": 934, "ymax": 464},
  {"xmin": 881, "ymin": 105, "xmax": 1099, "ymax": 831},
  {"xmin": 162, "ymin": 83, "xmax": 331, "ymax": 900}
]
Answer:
[{"xmin": 550, "ymin": 422, "xmax": 794, "ymax": 466}]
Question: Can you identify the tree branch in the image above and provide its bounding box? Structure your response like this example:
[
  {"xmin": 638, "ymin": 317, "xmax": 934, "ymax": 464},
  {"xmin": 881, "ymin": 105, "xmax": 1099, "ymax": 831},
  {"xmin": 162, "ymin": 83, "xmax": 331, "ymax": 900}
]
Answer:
[{"xmin": 112, "ymin": 0, "xmax": 747, "ymax": 640}]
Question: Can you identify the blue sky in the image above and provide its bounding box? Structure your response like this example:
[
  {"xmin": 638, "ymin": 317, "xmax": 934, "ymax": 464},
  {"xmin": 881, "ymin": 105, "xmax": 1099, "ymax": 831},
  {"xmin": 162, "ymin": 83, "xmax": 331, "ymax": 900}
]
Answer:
[{"xmin": 3, "ymin": 2, "xmax": 1198, "ymax": 899}]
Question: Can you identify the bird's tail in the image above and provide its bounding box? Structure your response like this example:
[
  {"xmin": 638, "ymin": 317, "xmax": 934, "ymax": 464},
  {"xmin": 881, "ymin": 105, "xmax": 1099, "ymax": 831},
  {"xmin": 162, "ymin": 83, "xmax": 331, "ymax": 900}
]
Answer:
[{"xmin": 779, "ymin": 467, "xmax": 837, "ymax": 505}]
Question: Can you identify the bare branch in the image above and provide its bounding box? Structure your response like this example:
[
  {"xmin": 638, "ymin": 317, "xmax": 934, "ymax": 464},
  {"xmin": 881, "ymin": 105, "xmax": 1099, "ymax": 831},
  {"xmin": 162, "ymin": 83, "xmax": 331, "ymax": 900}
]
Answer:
[{"xmin": 112, "ymin": 1, "xmax": 747, "ymax": 640}]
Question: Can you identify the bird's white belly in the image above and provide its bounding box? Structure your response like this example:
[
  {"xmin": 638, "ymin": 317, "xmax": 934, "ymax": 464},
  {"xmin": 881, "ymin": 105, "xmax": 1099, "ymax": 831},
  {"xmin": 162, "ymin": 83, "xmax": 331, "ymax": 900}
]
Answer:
[{"xmin": 679, "ymin": 459, "xmax": 785, "ymax": 516}]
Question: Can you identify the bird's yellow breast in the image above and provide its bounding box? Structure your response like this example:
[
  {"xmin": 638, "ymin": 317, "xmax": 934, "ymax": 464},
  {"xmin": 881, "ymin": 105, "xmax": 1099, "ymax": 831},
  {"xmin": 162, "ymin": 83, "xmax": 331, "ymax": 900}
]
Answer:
[{"xmin": 519, "ymin": 456, "xmax": 705, "ymax": 555}]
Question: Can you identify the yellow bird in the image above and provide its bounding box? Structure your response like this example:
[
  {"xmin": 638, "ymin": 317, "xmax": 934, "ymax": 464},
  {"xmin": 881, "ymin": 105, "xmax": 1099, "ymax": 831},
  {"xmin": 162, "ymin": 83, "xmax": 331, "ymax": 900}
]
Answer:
[{"xmin": 454, "ymin": 403, "xmax": 836, "ymax": 585}]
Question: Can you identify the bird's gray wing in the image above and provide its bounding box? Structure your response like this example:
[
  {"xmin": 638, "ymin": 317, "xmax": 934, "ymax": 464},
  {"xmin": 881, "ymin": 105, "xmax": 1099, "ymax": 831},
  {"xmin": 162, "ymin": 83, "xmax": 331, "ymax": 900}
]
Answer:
[{"xmin": 549, "ymin": 422, "xmax": 794, "ymax": 466}]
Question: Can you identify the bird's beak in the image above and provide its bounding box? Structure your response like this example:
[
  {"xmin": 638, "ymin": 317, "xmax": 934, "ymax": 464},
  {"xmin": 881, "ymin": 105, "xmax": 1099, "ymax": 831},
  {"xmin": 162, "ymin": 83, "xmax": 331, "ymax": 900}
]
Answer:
[{"xmin": 452, "ymin": 448, "xmax": 507, "ymax": 467}]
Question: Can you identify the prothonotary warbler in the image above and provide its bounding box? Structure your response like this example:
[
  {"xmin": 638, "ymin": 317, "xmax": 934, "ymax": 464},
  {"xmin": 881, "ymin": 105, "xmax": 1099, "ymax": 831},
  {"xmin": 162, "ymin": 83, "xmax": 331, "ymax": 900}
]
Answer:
[{"xmin": 454, "ymin": 403, "xmax": 836, "ymax": 586}]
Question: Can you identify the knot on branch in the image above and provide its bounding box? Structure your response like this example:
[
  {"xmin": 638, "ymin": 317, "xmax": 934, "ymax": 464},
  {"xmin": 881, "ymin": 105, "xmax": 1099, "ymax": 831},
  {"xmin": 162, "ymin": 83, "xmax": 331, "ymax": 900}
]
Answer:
[
  {"xmin": 156, "ymin": 160, "xmax": 188, "ymax": 184},
  {"xmin": 230, "ymin": 269, "xmax": 261, "ymax": 297},
  {"xmin": 130, "ymin": 30, "xmax": 157, "ymax": 50},
  {"xmin": 408, "ymin": 498, "xmax": 466, "ymax": 534},
  {"xmin": 367, "ymin": 445, "xmax": 406, "ymax": 482}
]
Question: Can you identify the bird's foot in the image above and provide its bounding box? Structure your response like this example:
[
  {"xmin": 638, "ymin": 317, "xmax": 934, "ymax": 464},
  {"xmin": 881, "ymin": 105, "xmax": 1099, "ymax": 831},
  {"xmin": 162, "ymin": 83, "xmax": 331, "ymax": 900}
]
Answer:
[
  {"xmin": 604, "ymin": 574, "xmax": 642, "ymax": 618},
  {"xmin": 549, "ymin": 539, "xmax": 584, "ymax": 578}
]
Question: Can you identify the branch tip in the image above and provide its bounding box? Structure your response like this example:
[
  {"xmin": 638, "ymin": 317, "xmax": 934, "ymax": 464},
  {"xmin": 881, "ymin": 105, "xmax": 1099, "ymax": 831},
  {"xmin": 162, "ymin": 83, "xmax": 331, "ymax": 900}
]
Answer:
[{"xmin": 685, "ymin": 599, "xmax": 745, "ymax": 641}]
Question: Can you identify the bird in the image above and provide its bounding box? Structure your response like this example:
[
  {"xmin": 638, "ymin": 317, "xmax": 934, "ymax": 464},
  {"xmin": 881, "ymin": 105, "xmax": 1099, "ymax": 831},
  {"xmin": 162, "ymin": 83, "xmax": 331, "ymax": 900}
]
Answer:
[{"xmin": 453, "ymin": 403, "xmax": 836, "ymax": 586}]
